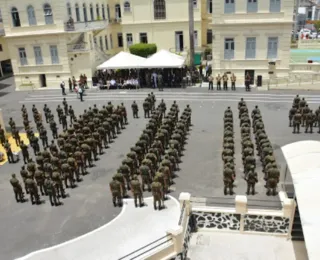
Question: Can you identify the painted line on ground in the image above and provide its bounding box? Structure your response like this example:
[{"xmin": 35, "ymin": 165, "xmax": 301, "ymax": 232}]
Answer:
[
  {"xmin": 27, "ymin": 92, "xmax": 320, "ymax": 98},
  {"xmin": 19, "ymin": 98, "xmax": 320, "ymax": 104}
]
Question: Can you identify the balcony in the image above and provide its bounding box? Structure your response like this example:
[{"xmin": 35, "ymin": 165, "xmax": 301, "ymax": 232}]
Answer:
[
  {"xmin": 67, "ymin": 43, "xmax": 90, "ymax": 52},
  {"xmin": 64, "ymin": 19, "xmax": 108, "ymax": 32}
]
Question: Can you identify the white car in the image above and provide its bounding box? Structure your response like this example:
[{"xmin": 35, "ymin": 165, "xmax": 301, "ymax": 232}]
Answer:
[{"xmin": 299, "ymin": 28, "xmax": 311, "ymax": 38}]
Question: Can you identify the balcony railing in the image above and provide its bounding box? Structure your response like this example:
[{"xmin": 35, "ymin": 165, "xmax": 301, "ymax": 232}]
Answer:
[
  {"xmin": 67, "ymin": 43, "xmax": 90, "ymax": 52},
  {"xmin": 64, "ymin": 19, "xmax": 108, "ymax": 32}
]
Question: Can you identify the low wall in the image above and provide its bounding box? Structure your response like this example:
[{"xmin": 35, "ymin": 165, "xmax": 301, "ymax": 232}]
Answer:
[
  {"xmin": 191, "ymin": 192, "xmax": 295, "ymax": 237},
  {"xmin": 298, "ymin": 39, "xmax": 320, "ymax": 49}
]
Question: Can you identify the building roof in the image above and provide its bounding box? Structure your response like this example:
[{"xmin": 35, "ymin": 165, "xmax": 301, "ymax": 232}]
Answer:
[{"xmin": 281, "ymin": 140, "xmax": 320, "ymax": 260}]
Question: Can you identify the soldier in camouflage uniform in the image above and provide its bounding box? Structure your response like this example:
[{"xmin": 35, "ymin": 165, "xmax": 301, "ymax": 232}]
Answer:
[
  {"xmin": 130, "ymin": 175, "xmax": 143, "ymax": 207},
  {"xmin": 223, "ymin": 167, "xmax": 235, "ymax": 195},
  {"xmin": 151, "ymin": 176, "xmax": 164, "ymax": 210},
  {"xmin": 10, "ymin": 174, "xmax": 25, "ymax": 202},
  {"xmin": 34, "ymin": 168, "xmax": 46, "ymax": 195},
  {"xmin": 44, "ymin": 176, "xmax": 59, "ymax": 206},
  {"xmin": 246, "ymin": 166, "xmax": 258, "ymax": 195},
  {"xmin": 25, "ymin": 176, "xmax": 40, "ymax": 204},
  {"xmin": 110, "ymin": 176, "xmax": 123, "ymax": 207}
]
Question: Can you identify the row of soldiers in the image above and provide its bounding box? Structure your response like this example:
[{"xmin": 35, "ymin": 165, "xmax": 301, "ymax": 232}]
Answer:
[
  {"xmin": 9, "ymin": 99, "xmax": 130, "ymax": 206},
  {"xmin": 222, "ymin": 107, "xmax": 236, "ymax": 195},
  {"xmin": 238, "ymin": 100, "xmax": 258, "ymax": 195},
  {"xmin": 289, "ymin": 95, "xmax": 320, "ymax": 134},
  {"xmin": 110, "ymin": 98, "xmax": 192, "ymax": 210},
  {"xmin": 250, "ymin": 104, "xmax": 280, "ymax": 196}
]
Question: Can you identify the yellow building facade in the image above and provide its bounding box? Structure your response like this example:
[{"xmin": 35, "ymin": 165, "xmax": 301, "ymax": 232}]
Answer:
[
  {"xmin": 120, "ymin": 0, "xmax": 212, "ymax": 54},
  {"xmin": 211, "ymin": 0, "xmax": 294, "ymax": 83},
  {"xmin": 0, "ymin": 0, "xmax": 122, "ymax": 90}
]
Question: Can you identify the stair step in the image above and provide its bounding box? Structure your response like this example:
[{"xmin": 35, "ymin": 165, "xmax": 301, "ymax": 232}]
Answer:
[{"xmin": 292, "ymin": 236, "xmax": 305, "ymax": 241}]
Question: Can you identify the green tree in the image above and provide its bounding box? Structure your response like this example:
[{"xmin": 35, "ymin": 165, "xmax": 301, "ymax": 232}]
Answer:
[
  {"xmin": 314, "ymin": 20, "xmax": 320, "ymax": 32},
  {"xmin": 129, "ymin": 43, "xmax": 157, "ymax": 58}
]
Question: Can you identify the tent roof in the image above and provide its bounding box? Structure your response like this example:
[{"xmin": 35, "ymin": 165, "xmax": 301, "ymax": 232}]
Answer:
[
  {"xmin": 281, "ymin": 140, "xmax": 320, "ymax": 260},
  {"xmin": 96, "ymin": 51, "xmax": 146, "ymax": 70},
  {"xmin": 142, "ymin": 49, "xmax": 186, "ymax": 68}
]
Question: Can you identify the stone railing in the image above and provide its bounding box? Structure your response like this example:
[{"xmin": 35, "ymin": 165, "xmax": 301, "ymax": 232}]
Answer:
[
  {"xmin": 64, "ymin": 20, "xmax": 108, "ymax": 32},
  {"xmin": 298, "ymin": 39, "xmax": 320, "ymax": 49},
  {"xmin": 191, "ymin": 191, "xmax": 296, "ymax": 238}
]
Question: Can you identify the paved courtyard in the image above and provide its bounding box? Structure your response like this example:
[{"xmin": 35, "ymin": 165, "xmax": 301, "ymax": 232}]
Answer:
[{"xmin": 0, "ymin": 77, "xmax": 319, "ymax": 259}]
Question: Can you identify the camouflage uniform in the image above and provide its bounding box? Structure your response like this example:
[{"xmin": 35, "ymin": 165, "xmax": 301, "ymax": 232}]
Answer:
[{"xmin": 130, "ymin": 175, "xmax": 143, "ymax": 207}]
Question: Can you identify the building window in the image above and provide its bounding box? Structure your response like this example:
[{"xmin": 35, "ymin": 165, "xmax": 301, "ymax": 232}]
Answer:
[
  {"xmin": 67, "ymin": 3, "xmax": 72, "ymax": 17},
  {"xmin": 194, "ymin": 31, "xmax": 198, "ymax": 46},
  {"xmin": 83, "ymin": 4, "xmax": 88, "ymax": 22},
  {"xmin": 99, "ymin": 36, "xmax": 103, "ymax": 50},
  {"xmin": 115, "ymin": 4, "xmax": 121, "ymax": 19},
  {"xmin": 154, "ymin": 0, "xmax": 166, "ymax": 20},
  {"xmin": 139, "ymin": 33, "xmax": 148, "ymax": 43},
  {"xmin": 207, "ymin": 29, "xmax": 212, "ymax": 44},
  {"xmin": 126, "ymin": 33, "xmax": 133, "ymax": 47},
  {"xmin": 90, "ymin": 3, "xmax": 94, "ymax": 21},
  {"xmin": 107, "ymin": 4, "xmax": 110, "ymax": 20},
  {"xmin": 267, "ymin": 37, "xmax": 278, "ymax": 59},
  {"xmin": 102, "ymin": 4, "xmax": 106, "ymax": 20},
  {"xmin": 94, "ymin": 37, "xmax": 97, "ymax": 44},
  {"xmin": 224, "ymin": 0, "xmax": 235, "ymax": 14},
  {"xmin": 105, "ymin": 35, "xmax": 109, "ymax": 50},
  {"xmin": 50, "ymin": 45, "xmax": 59, "ymax": 64},
  {"xmin": 75, "ymin": 4, "xmax": 80, "ymax": 22},
  {"xmin": 193, "ymin": 0, "xmax": 198, "ymax": 8},
  {"xmin": 207, "ymin": 0, "xmax": 213, "ymax": 13},
  {"xmin": 0, "ymin": 44, "xmax": 3, "ymax": 51},
  {"xmin": 11, "ymin": 7, "xmax": 21, "ymax": 27},
  {"xmin": 270, "ymin": 0, "xmax": 281, "ymax": 13},
  {"xmin": 245, "ymin": 37, "xmax": 256, "ymax": 59},
  {"xmin": 307, "ymin": 10, "xmax": 312, "ymax": 19},
  {"xmin": 18, "ymin": 47, "xmax": 27, "ymax": 65},
  {"xmin": 96, "ymin": 4, "xmax": 100, "ymax": 19},
  {"xmin": 110, "ymin": 34, "xmax": 113, "ymax": 48},
  {"xmin": 117, "ymin": 33, "xmax": 123, "ymax": 47},
  {"xmin": 33, "ymin": 46, "xmax": 43, "ymax": 65},
  {"xmin": 224, "ymin": 38, "xmax": 234, "ymax": 59},
  {"xmin": 124, "ymin": 2, "xmax": 131, "ymax": 12},
  {"xmin": 247, "ymin": 0, "xmax": 258, "ymax": 13},
  {"xmin": 27, "ymin": 5, "xmax": 37, "ymax": 26},
  {"xmin": 44, "ymin": 4, "xmax": 54, "ymax": 24}
]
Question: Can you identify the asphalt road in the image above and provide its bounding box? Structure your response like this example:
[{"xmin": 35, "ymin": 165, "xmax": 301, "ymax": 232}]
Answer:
[{"xmin": 0, "ymin": 77, "xmax": 319, "ymax": 259}]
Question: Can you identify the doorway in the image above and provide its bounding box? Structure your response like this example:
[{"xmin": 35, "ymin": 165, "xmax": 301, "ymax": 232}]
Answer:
[
  {"xmin": 40, "ymin": 74, "xmax": 47, "ymax": 87},
  {"xmin": 175, "ymin": 31, "xmax": 184, "ymax": 52},
  {"xmin": 244, "ymin": 70, "xmax": 255, "ymax": 85}
]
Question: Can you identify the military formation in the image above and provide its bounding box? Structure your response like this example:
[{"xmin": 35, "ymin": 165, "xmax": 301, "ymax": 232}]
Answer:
[
  {"xmin": 250, "ymin": 101, "xmax": 280, "ymax": 196},
  {"xmin": 8, "ymin": 98, "xmax": 129, "ymax": 206},
  {"xmin": 222, "ymin": 99, "xmax": 280, "ymax": 196},
  {"xmin": 289, "ymin": 94, "xmax": 320, "ymax": 134},
  {"xmin": 222, "ymin": 106, "xmax": 236, "ymax": 195},
  {"xmin": 110, "ymin": 94, "xmax": 192, "ymax": 210}
]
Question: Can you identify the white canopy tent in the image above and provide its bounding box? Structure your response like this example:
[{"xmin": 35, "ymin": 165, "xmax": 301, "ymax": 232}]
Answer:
[
  {"xmin": 141, "ymin": 49, "xmax": 186, "ymax": 68},
  {"xmin": 96, "ymin": 51, "xmax": 146, "ymax": 70},
  {"xmin": 281, "ymin": 140, "xmax": 320, "ymax": 260}
]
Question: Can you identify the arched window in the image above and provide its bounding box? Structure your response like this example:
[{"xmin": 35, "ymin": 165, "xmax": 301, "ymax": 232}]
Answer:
[
  {"xmin": 124, "ymin": 1, "xmax": 131, "ymax": 12},
  {"xmin": 83, "ymin": 3, "xmax": 88, "ymax": 22},
  {"xmin": 96, "ymin": 4, "xmax": 100, "ymax": 19},
  {"xmin": 107, "ymin": 4, "xmax": 110, "ymax": 20},
  {"xmin": 90, "ymin": 3, "xmax": 94, "ymax": 21},
  {"xmin": 11, "ymin": 7, "xmax": 21, "ymax": 27},
  {"xmin": 115, "ymin": 4, "xmax": 121, "ymax": 19},
  {"xmin": 154, "ymin": 0, "xmax": 166, "ymax": 20},
  {"xmin": 75, "ymin": 3, "xmax": 80, "ymax": 21},
  {"xmin": 67, "ymin": 3, "xmax": 72, "ymax": 17},
  {"xmin": 102, "ymin": 4, "xmax": 106, "ymax": 20},
  {"xmin": 27, "ymin": 5, "xmax": 37, "ymax": 25},
  {"xmin": 43, "ymin": 4, "xmax": 53, "ymax": 24}
]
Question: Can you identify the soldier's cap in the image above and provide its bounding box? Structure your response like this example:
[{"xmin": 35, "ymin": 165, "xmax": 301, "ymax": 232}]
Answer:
[
  {"xmin": 12, "ymin": 173, "xmax": 16, "ymax": 177},
  {"xmin": 133, "ymin": 174, "xmax": 138, "ymax": 179},
  {"xmin": 154, "ymin": 176, "xmax": 159, "ymax": 181}
]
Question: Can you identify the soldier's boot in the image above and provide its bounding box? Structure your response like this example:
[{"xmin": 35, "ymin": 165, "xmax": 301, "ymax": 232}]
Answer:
[
  {"xmin": 297, "ymin": 125, "xmax": 300, "ymax": 134},
  {"xmin": 154, "ymin": 201, "xmax": 157, "ymax": 210},
  {"xmin": 229, "ymin": 185, "xmax": 234, "ymax": 195},
  {"xmin": 224, "ymin": 186, "xmax": 228, "ymax": 196},
  {"xmin": 40, "ymin": 185, "xmax": 45, "ymax": 196},
  {"xmin": 289, "ymin": 119, "xmax": 292, "ymax": 127},
  {"xmin": 272, "ymin": 188, "xmax": 277, "ymax": 196},
  {"xmin": 60, "ymin": 185, "xmax": 66, "ymax": 198},
  {"xmin": 134, "ymin": 197, "xmax": 138, "ymax": 208},
  {"xmin": 310, "ymin": 125, "xmax": 313, "ymax": 134},
  {"xmin": 139, "ymin": 196, "xmax": 143, "ymax": 207},
  {"xmin": 49, "ymin": 195, "xmax": 55, "ymax": 206},
  {"xmin": 305, "ymin": 125, "xmax": 308, "ymax": 133},
  {"xmin": 266, "ymin": 188, "xmax": 271, "ymax": 196},
  {"xmin": 246, "ymin": 186, "xmax": 250, "ymax": 195},
  {"xmin": 252, "ymin": 186, "xmax": 255, "ymax": 195},
  {"xmin": 112, "ymin": 197, "xmax": 117, "ymax": 207}
]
